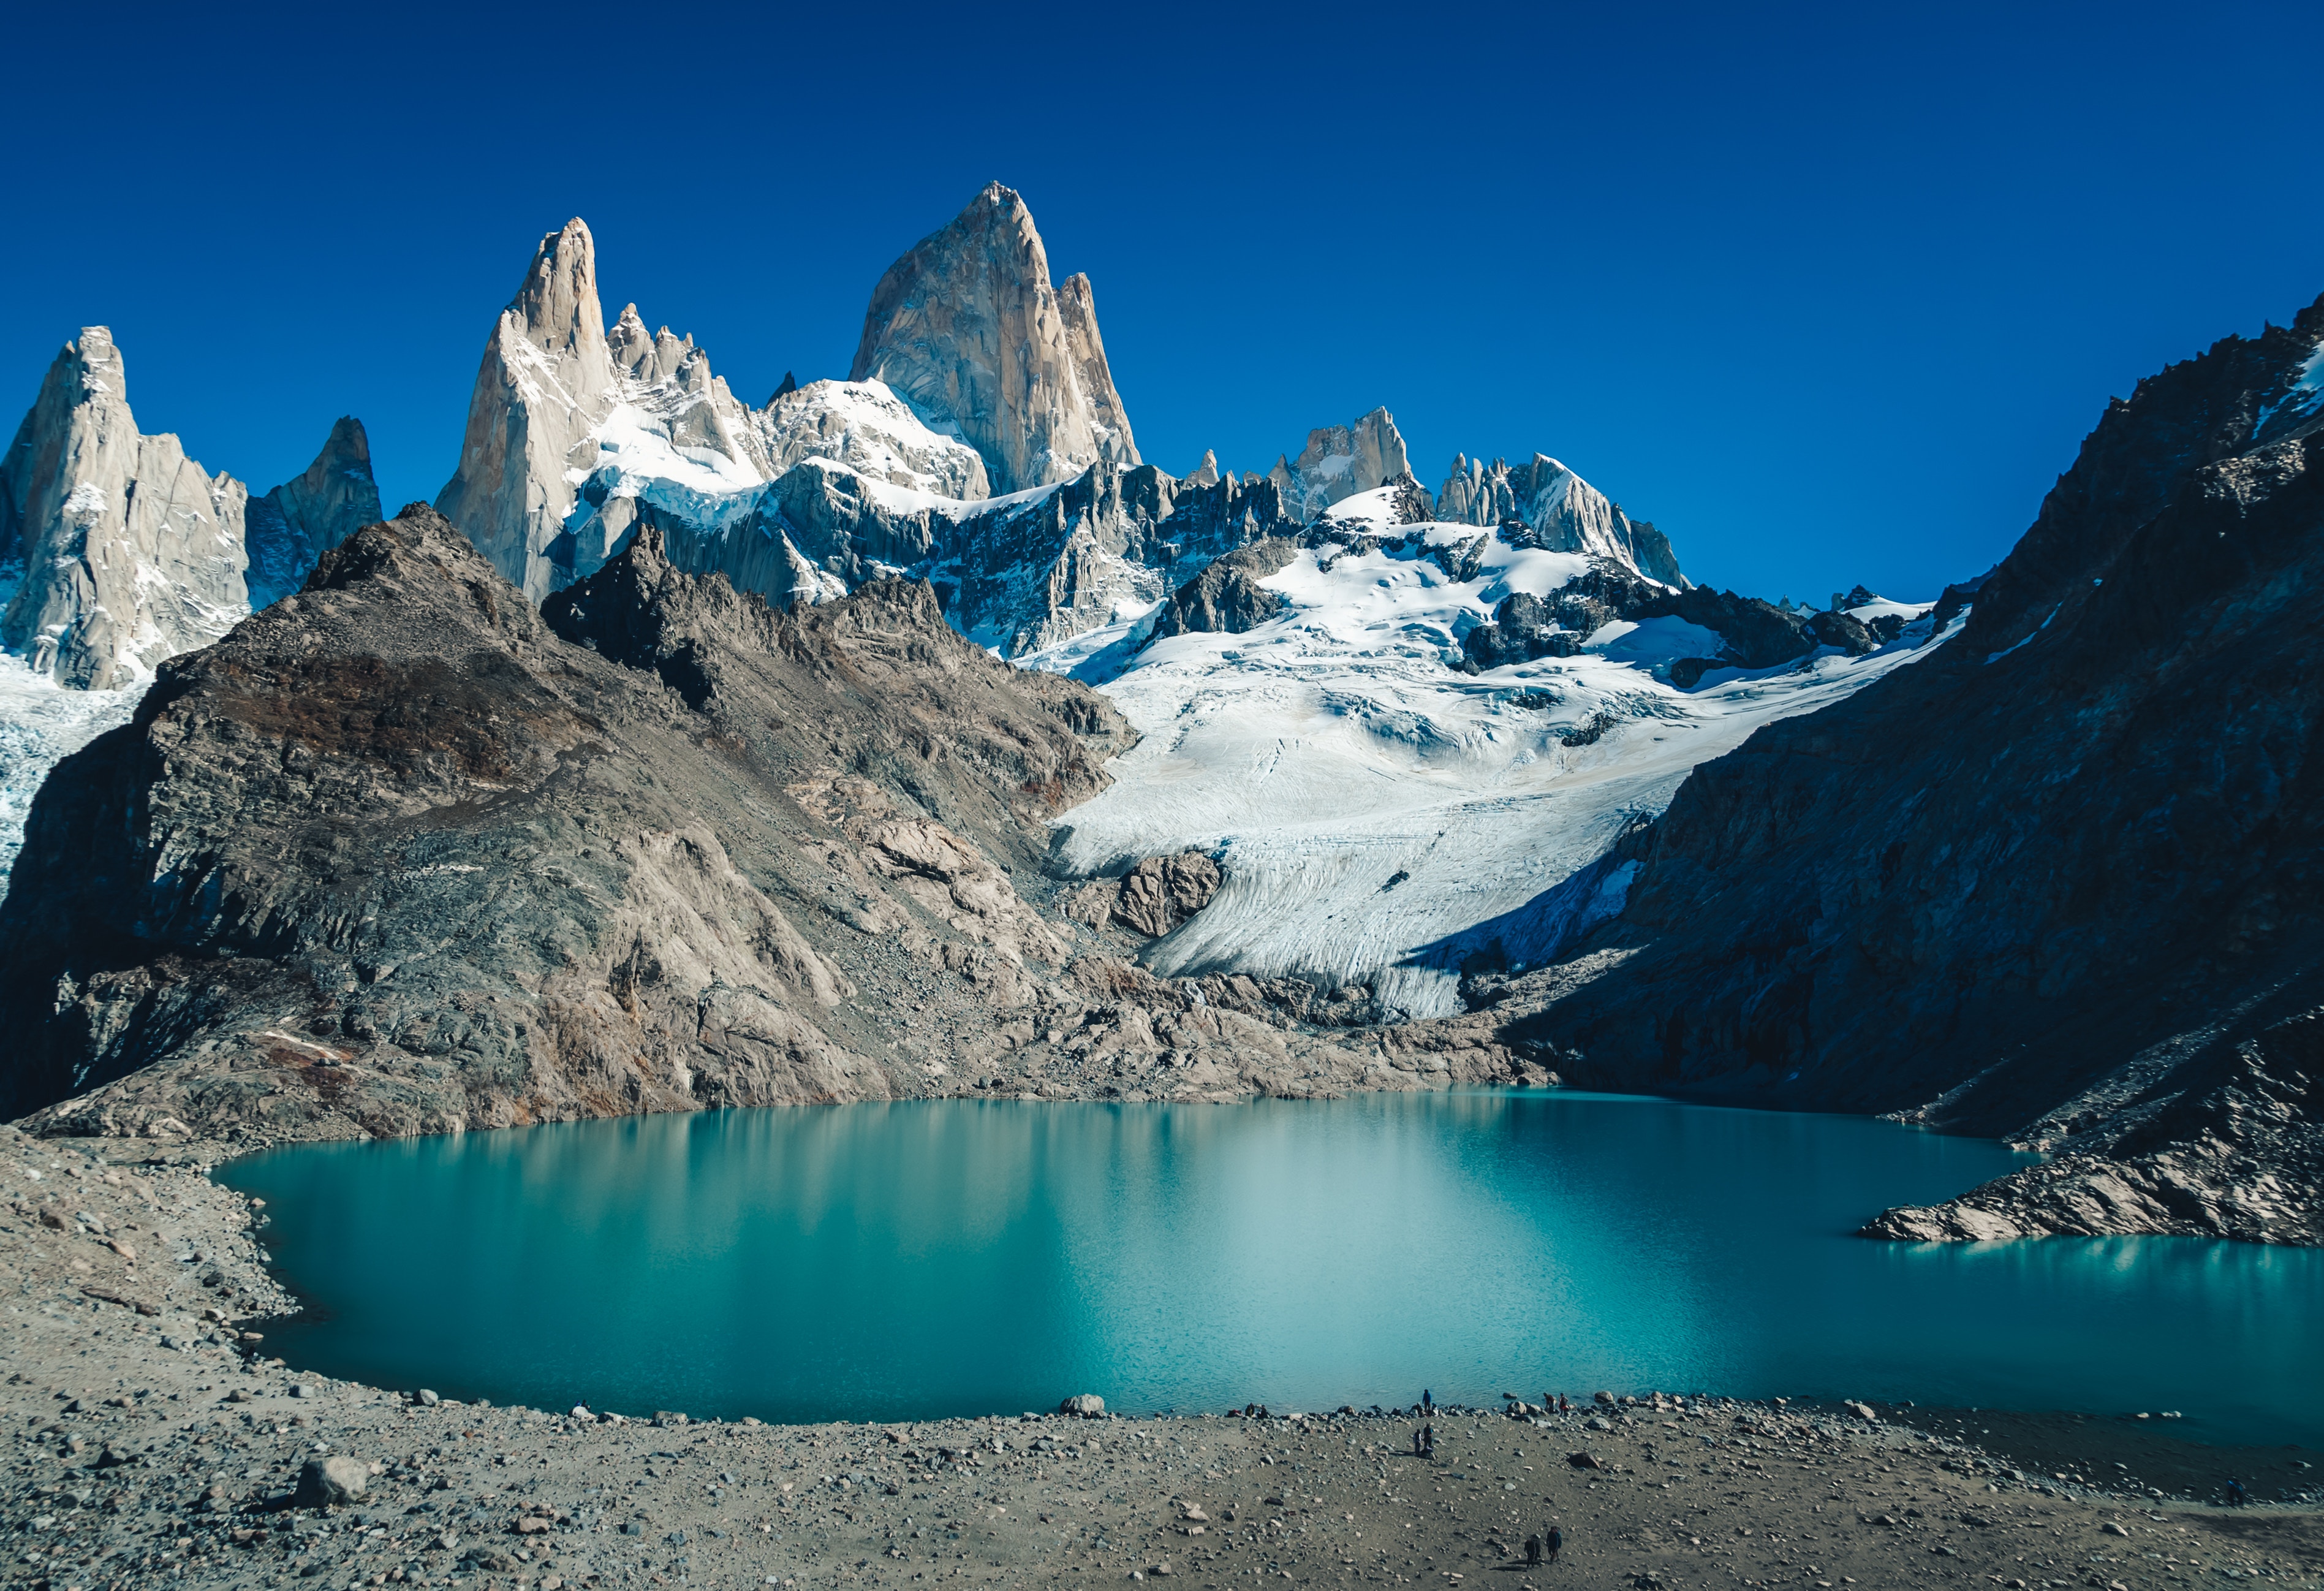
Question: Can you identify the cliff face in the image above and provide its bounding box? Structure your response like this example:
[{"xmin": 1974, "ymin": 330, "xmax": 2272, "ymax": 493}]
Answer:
[
  {"xmin": 0, "ymin": 328, "xmax": 249, "ymax": 689},
  {"xmin": 1440, "ymin": 293, "xmax": 2324, "ymax": 1240},
  {"xmin": 850, "ymin": 182, "xmax": 1139, "ymax": 494}
]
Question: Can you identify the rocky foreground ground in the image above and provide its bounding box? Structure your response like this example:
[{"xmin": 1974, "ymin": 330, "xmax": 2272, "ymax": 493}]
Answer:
[{"xmin": 1, "ymin": 1128, "xmax": 2318, "ymax": 1591}]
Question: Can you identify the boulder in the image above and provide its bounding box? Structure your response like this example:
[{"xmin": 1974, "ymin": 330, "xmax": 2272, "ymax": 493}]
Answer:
[
  {"xmin": 1059, "ymin": 1394, "xmax": 1105, "ymax": 1417},
  {"xmin": 293, "ymin": 1455, "xmax": 368, "ymax": 1507},
  {"xmin": 1111, "ymin": 854, "xmax": 1224, "ymax": 938}
]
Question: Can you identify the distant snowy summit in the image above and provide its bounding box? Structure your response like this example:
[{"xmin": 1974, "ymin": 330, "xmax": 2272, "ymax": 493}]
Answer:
[
  {"xmin": 428, "ymin": 184, "xmax": 1705, "ymax": 664},
  {"xmin": 0, "ymin": 178, "xmax": 1955, "ymax": 996}
]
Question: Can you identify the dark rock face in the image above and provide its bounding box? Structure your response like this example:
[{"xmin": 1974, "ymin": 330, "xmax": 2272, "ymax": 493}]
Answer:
[
  {"xmin": 1804, "ymin": 607, "xmax": 1875, "ymax": 655},
  {"xmin": 1457, "ymin": 566, "xmax": 1841, "ymax": 680},
  {"xmin": 1143, "ymin": 540, "xmax": 1298, "ymax": 646},
  {"xmin": 244, "ymin": 417, "xmax": 384, "ymax": 610},
  {"xmin": 1459, "ymin": 591, "xmax": 1584, "ymax": 670},
  {"xmin": 1861, "ymin": 1010, "xmax": 2323, "ymax": 1243},
  {"xmin": 1463, "ymin": 292, "xmax": 2324, "ymax": 1240},
  {"xmin": 941, "ymin": 465, "xmax": 1303, "ymax": 654}
]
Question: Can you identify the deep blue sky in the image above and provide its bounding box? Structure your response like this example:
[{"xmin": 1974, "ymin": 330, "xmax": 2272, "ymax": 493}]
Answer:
[{"xmin": 4, "ymin": 2, "xmax": 2319, "ymax": 604}]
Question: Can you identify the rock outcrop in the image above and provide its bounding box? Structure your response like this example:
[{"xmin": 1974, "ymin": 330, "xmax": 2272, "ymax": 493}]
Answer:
[
  {"xmin": 1436, "ymin": 452, "xmax": 1686, "ymax": 586},
  {"xmin": 1410, "ymin": 290, "xmax": 2324, "ymax": 1242},
  {"xmin": 850, "ymin": 182, "xmax": 1138, "ymax": 495},
  {"xmin": 1142, "ymin": 539, "xmax": 1298, "ymax": 646},
  {"xmin": 1269, "ymin": 409, "xmax": 1410, "ymax": 520},
  {"xmin": 244, "ymin": 417, "xmax": 384, "ymax": 609},
  {"xmin": 1456, "ymin": 564, "xmax": 1891, "ymax": 682},
  {"xmin": 1065, "ymin": 852, "xmax": 1224, "ymax": 938},
  {"xmin": 942, "ymin": 465, "xmax": 1301, "ymax": 656},
  {"xmin": 0, "ymin": 328, "xmax": 249, "ymax": 689},
  {"xmin": 1860, "ymin": 1011, "xmax": 2323, "ymax": 1244}
]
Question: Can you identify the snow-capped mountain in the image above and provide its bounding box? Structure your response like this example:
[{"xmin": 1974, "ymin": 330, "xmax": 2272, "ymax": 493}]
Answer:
[
  {"xmin": 411, "ymin": 183, "xmax": 1937, "ymax": 1017},
  {"xmin": 0, "ymin": 330, "xmax": 381, "ymax": 894}
]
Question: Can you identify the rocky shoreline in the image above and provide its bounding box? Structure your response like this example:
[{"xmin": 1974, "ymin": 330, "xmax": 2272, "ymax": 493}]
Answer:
[{"xmin": 1, "ymin": 1123, "xmax": 2318, "ymax": 1591}]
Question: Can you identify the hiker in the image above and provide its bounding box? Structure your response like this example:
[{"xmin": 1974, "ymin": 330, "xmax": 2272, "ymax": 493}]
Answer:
[
  {"xmin": 2227, "ymin": 1479, "xmax": 2249, "ymax": 1507},
  {"xmin": 1423, "ymin": 1387, "xmax": 1434, "ymax": 1414},
  {"xmin": 1559, "ymin": 1394, "xmax": 1570, "ymax": 1413},
  {"xmin": 1410, "ymin": 1426, "xmax": 1425, "ymax": 1457},
  {"xmin": 1423, "ymin": 1423, "xmax": 1437, "ymax": 1459},
  {"xmin": 1525, "ymin": 1533, "xmax": 1543, "ymax": 1566},
  {"xmin": 1546, "ymin": 1523, "xmax": 1563, "ymax": 1563}
]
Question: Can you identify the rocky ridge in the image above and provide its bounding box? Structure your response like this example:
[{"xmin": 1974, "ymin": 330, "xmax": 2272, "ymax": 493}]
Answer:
[
  {"xmin": 1404, "ymin": 291, "xmax": 2324, "ymax": 1242},
  {"xmin": 430, "ymin": 188, "xmax": 1695, "ymax": 667},
  {"xmin": 1437, "ymin": 452, "xmax": 1687, "ymax": 587},
  {"xmin": 0, "ymin": 505, "xmax": 1539, "ymax": 1142}
]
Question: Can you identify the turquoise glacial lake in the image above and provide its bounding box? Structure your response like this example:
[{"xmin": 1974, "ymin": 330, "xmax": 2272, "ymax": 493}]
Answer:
[{"xmin": 216, "ymin": 1091, "xmax": 2324, "ymax": 1446}]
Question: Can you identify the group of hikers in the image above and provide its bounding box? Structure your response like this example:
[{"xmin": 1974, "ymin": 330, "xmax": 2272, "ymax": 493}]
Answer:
[{"xmin": 1408, "ymin": 1390, "xmax": 1567, "ymax": 1569}]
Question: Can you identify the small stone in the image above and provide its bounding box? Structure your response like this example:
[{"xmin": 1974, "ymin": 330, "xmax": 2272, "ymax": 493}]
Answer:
[
  {"xmin": 515, "ymin": 1516, "xmax": 551, "ymax": 1535},
  {"xmin": 293, "ymin": 1454, "xmax": 368, "ymax": 1507},
  {"xmin": 1844, "ymin": 1401, "xmax": 1878, "ymax": 1422},
  {"xmin": 225, "ymin": 1389, "xmax": 251, "ymax": 1403},
  {"xmin": 289, "ymin": 1382, "xmax": 317, "ymax": 1398},
  {"xmin": 2102, "ymin": 1522, "xmax": 2131, "ymax": 1537},
  {"xmin": 415, "ymin": 1389, "xmax": 439, "ymax": 1407},
  {"xmin": 569, "ymin": 1405, "xmax": 591, "ymax": 1420}
]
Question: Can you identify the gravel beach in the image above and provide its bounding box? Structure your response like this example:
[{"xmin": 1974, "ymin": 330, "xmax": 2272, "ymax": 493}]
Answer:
[{"xmin": 3, "ymin": 1127, "xmax": 2318, "ymax": 1591}]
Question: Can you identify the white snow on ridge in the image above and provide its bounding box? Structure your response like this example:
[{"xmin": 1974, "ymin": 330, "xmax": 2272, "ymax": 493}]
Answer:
[{"xmin": 1033, "ymin": 528, "xmax": 1952, "ymax": 1017}]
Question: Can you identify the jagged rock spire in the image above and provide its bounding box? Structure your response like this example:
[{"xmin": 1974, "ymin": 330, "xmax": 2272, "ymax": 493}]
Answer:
[
  {"xmin": 850, "ymin": 181, "xmax": 1139, "ymax": 494},
  {"xmin": 436, "ymin": 218, "xmax": 618, "ymax": 601},
  {"xmin": 0, "ymin": 327, "xmax": 249, "ymax": 688},
  {"xmin": 1436, "ymin": 451, "xmax": 1687, "ymax": 587},
  {"xmin": 1268, "ymin": 408, "xmax": 1412, "ymax": 519}
]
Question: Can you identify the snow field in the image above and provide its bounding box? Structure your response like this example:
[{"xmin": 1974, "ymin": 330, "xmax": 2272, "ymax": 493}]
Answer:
[{"xmin": 1034, "ymin": 528, "xmax": 1949, "ymax": 1017}]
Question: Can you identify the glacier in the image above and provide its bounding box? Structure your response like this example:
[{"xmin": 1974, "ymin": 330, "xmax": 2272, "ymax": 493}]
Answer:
[{"xmin": 1029, "ymin": 506, "xmax": 1950, "ymax": 1019}]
